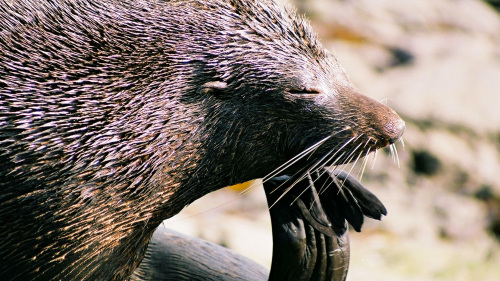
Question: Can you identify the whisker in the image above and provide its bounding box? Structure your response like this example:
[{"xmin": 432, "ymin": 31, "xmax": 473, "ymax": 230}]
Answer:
[
  {"xmin": 303, "ymin": 145, "xmax": 342, "ymax": 177},
  {"xmin": 339, "ymin": 151, "xmax": 362, "ymax": 192},
  {"xmin": 288, "ymin": 170, "xmax": 327, "ymax": 208},
  {"xmin": 340, "ymin": 135, "xmax": 364, "ymax": 177},
  {"xmin": 346, "ymin": 147, "xmax": 362, "ymax": 176},
  {"xmin": 267, "ymin": 139, "xmax": 344, "ymax": 196},
  {"xmin": 379, "ymin": 98, "xmax": 392, "ymax": 104},
  {"xmin": 260, "ymin": 135, "xmax": 331, "ymax": 184},
  {"xmin": 371, "ymin": 149, "xmax": 378, "ymax": 170},
  {"xmin": 389, "ymin": 143, "xmax": 395, "ymax": 164},
  {"xmin": 305, "ymin": 171, "xmax": 339, "ymax": 213},
  {"xmin": 303, "ymin": 150, "xmax": 344, "ymax": 197},
  {"xmin": 268, "ymin": 152, "xmax": 333, "ymax": 208},
  {"xmin": 317, "ymin": 136, "xmax": 363, "ymax": 195},
  {"xmin": 269, "ymin": 172, "xmax": 309, "ymax": 209},
  {"xmin": 358, "ymin": 147, "xmax": 371, "ymax": 180},
  {"xmin": 316, "ymin": 158, "xmax": 342, "ymax": 194},
  {"xmin": 306, "ymin": 127, "xmax": 349, "ymax": 161},
  {"xmin": 239, "ymin": 136, "xmax": 333, "ymax": 203},
  {"xmin": 356, "ymin": 138, "xmax": 373, "ymax": 180},
  {"xmin": 392, "ymin": 143, "xmax": 400, "ymax": 168},
  {"xmin": 400, "ymin": 137, "xmax": 406, "ymax": 150},
  {"xmin": 388, "ymin": 143, "xmax": 400, "ymax": 167},
  {"xmin": 270, "ymin": 137, "xmax": 357, "ymax": 208},
  {"xmin": 299, "ymin": 136, "xmax": 356, "ymax": 182},
  {"xmin": 321, "ymin": 137, "xmax": 356, "ymax": 168},
  {"xmin": 238, "ymin": 180, "xmax": 266, "ymax": 196},
  {"xmin": 309, "ymin": 149, "xmax": 350, "ymax": 197},
  {"xmin": 292, "ymin": 172, "xmax": 319, "ymax": 209},
  {"xmin": 311, "ymin": 136, "xmax": 364, "ymax": 195},
  {"xmin": 267, "ymin": 158, "xmax": 318, "ymax": 195},
  {"xmin": 362, "ymin": 137, "xmax": 372, "ymax": 149},
  {"xmin": 261, "ymin": 127, "xmax": 349, "ymax": 187}
]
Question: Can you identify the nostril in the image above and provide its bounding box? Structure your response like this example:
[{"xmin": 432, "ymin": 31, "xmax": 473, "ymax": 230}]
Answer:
[{"xmin": 387, "ymin": 118, "xmax": 405, "ymax": 144}]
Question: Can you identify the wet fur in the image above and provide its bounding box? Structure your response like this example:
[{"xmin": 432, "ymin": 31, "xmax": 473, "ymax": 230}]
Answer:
[{"xmin": 0, "ymin": 0, "xmax": 403, "ymax": 280}]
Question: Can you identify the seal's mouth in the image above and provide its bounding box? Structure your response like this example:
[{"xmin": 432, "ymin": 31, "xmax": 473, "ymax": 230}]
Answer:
[{"xmin": 262, "ymin": 131, "xmax": 403, "ymax": 220}]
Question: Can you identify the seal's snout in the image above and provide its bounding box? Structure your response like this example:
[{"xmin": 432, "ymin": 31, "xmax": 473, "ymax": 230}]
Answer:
[
  {"xmin": 338, "ymin": 88, "xmax": 405, "ymax": 149},
  {"xmin": 387, "ymin": 118, "xmax": 405, "ymax": 144}
]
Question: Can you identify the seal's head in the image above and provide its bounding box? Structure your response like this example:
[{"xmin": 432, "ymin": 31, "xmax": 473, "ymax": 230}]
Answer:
[{"xmin": 188, "ymin": 0, "xmax": 405, "ymax": 184}]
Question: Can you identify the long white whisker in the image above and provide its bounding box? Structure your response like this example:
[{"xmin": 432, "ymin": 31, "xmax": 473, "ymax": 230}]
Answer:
[
  {"xmin": 269, "ymin": 172, "xmax": 308, "ymax": 209},
  {"xmin": 346, "ymin": 148, "xmax": 362, "ymax": 176},
  {"xmin": 238, "ymin": 180, "xmax": 266, "ymax": 196},
  {"xmin": 288, "ymin": 171, "xmax": 323, "ymax": 207},
  {"xmin": 293, "ymin": 136, "xmax": 356, "ymax": 186},
  {"xmin": 308, "ymin": 139, "xmax": 354, "ymax": 191},
  {"xmin": 311, "ymin": 136, "xmax": 361, "ymax": 195},
  {"xmin": 269, "ymin": 137, "xmax": 356, "ymax": 208},
  {"xmin": 356, "ymin": 138, "xmax": 373, "ymax": 179},
  {"xmin": 309, "ymin": 149, "xmax": 351, "ymax": 196},
  {"xmin": 389, "ymin": 143, "xmax": 395, "ymax": 163},
  {"xmin": 306, "ymin": 127, "xmax": 349, "ymax": 161},
  {"xmin": 343, "ymin": 148, "xmax": 362, "ymax": 184},
  {"xmin": 391, "ymin": 143, "xmax": 400, "ymax": 168},
  {"xmin": 293, "ymin": 147, "xmax": 345, "ymax": 206},
  {"xmin": 305, "ymin": 171, "xmax": 339, "ymax": 212},
  {"xmin": 267, "ymin": 161, "xmax": 314, "ymax": 195},
  {"xmin": 333, "ymin": 136, "xmax": 365, "ymax": 192},
  {"xmin": 320, "ymin": 137, "xmax": 355, "ymax": 169},
  {"xmin": 358, "ymin": 147, "xmax": 371, "ymax": 180},
  {"xmin": 268, "ymin": 128, "xmax": 392, "ymax": 208},
  {"xmin": 266, "ymin": 138, "xmax": 344, "ymax": 196},
  {"xmin": 262, "ymin": 127, "xmax": 349, "ymax": 187},
  {"xmin": 291, "ymin": 172, "xmax": 318, "ymax": 209},
  {"xmin": 260, "ymin": 135, "xmax": 331, "ymax": 184},
  {"xmin": 371, "ymin": 149, "xmax": 378, "ymax": 170},
  {"xmin": 341, "ymin": 135, "xmax": 364, "ymax": 173}
]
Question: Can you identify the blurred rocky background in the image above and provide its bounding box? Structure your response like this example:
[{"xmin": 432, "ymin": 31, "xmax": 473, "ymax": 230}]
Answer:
[{"xmin": 164, "ymin": 0, "xmax": 500, "ymax": 280}]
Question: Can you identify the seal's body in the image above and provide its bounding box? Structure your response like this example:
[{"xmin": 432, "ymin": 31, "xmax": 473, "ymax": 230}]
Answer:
[{"xmin": 0, "ymin": 0, "xmax": 404, "ymax": 280}]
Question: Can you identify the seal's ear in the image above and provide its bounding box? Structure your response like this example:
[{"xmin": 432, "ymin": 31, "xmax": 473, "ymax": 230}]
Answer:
[{"xmin": 197, "ymin": 81, "xmax": 229, "ymax": 98}]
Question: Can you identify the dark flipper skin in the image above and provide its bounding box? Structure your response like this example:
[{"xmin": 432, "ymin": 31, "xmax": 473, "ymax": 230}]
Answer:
[
  {"xmin": 331, "ymin": 170, "xmax": 388, "ymax": 221},
  {"xmin": 131, "ymin": 227, "xmax": 268, "ymax": 281},
  {"xmin": 133, "ymin": 170, "xmax": 385, "ymax": 281},
  {"xmin": 264, "ymin": 169, "xmax": 387, "ymax": 281}
]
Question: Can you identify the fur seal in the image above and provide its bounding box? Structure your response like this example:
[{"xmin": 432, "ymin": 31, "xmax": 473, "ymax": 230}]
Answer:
[{"xmin": 0, "ymin": 0, "xmax": 404, "ymax": 280}]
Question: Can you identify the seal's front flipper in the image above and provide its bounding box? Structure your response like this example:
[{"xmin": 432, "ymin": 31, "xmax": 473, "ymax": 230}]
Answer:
[
  {"xmin": 330, "ymin": 169, "xmax": 387, "ymax": 220},
  {"xmin": 263, "ymin": 170, "xmax": 387, "ymax": 281},
  {"xmin": 264, "ymin": 175, "xmax": 350, "ymax": 281}
]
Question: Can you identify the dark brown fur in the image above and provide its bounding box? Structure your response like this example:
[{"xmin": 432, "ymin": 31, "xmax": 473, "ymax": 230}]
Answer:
[{"xmin": 0, "ymin": 0, "xmax": 404, "ymax": 280}]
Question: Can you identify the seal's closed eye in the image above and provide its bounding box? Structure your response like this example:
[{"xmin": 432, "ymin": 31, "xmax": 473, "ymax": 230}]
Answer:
[
  {"xmin": 198, "ymin": 81, "xmax": 228, "ymax": 96},
  {"xmin": 286, "ymin": 87, "xmax": 322, "ymax": 98}
]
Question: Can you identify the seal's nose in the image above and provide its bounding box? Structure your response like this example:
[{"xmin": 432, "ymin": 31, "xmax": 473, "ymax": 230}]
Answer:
[{"xmin": 387, "ymin": 118, "xmax": 405, "ymax": 144}]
